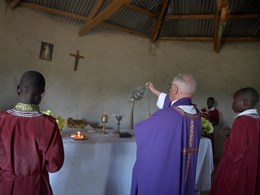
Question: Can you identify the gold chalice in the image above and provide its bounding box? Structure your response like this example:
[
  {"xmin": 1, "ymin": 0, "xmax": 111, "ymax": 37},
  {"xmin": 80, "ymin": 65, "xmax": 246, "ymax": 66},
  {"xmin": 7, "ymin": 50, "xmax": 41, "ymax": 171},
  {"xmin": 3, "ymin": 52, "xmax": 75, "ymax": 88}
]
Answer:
[{"xmin": 100, "ymin": 113, "xmax": 109, "ymax": 134}]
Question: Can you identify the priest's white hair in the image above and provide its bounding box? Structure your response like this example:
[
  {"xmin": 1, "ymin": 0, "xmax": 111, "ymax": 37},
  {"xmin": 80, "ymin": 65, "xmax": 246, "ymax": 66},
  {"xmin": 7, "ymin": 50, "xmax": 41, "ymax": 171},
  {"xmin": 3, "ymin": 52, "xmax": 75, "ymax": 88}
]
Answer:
[{"xmin": 172, "ymin": 73, "xmax": 197, "ymax": 95}]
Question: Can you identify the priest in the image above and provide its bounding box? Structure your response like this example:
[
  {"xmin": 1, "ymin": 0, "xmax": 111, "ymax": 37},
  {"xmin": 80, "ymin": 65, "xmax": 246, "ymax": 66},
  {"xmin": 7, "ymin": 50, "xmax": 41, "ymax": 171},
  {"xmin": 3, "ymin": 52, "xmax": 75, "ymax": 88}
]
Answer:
[
  {"xmin": 0, "ymin": 71, "xmax": 64, "ymax": 195},
  {"xmin": 210, "ymin": 87, "xmax": 260, "ymax": 195},
  {"xmin": 131, "ymin": 73, "xmax": 201, "ymax": 195}
]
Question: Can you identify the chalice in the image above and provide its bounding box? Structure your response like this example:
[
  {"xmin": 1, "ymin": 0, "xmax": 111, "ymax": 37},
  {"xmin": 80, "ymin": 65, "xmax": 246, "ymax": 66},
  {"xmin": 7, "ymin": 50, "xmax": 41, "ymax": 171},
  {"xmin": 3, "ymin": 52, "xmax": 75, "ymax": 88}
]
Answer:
[
  {"xmin": 100, "ymin": 113, "xmax": 109, "ymax": 134},
  {"xmin": 115, "ymin": 115, "xmax": 123, "ymax": 134}
]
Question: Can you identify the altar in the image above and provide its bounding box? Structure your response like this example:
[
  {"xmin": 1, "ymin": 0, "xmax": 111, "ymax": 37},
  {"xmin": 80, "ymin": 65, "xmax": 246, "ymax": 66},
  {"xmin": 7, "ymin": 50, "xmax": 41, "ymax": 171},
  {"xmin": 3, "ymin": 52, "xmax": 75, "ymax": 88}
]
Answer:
[{"xmin": 50, "ymin": 128, "xmax": 213, "ymax": 195}]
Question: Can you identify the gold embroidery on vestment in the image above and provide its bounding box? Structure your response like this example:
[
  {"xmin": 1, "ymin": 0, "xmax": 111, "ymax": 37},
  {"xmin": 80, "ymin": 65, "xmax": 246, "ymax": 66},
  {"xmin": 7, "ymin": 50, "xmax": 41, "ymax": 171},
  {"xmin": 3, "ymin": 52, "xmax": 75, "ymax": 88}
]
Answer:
[{"xmin": 172, "ymin": 106, "xmax": 199, "ymax": 184}]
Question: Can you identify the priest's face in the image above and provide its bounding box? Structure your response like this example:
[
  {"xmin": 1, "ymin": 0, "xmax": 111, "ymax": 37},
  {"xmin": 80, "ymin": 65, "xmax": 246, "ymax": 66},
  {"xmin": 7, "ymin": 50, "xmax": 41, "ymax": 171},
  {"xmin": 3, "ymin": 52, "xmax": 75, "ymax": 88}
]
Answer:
[{"xmin": 169, "ymin": 82, "xmax": 178, "ymax": 101}]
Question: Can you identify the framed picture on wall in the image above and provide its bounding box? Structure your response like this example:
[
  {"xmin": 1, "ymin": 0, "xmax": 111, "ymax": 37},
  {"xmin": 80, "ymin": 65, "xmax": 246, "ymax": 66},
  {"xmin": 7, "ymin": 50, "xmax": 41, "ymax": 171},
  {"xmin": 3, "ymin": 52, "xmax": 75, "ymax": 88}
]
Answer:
[{"xmin": 39, "ymin": 41, "xmax": 54, "ymax": 61}]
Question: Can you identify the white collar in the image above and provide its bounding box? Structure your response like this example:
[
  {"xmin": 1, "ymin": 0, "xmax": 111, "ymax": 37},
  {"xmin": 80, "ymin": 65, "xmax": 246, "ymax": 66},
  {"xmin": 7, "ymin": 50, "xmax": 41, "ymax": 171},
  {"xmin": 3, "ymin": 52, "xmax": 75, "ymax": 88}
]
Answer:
[
  {"xmin": 236, "ymin": 109, "xmax": 258, "ymax": 118},
  {"xmin": 171, "ymin": 100, "xmax": 177, "ymax": 105},
  {"xmin": 209, "ymin": 106, "xmax": 215, "ymax": 111},
  {"xmin": 157, "ymin": 93, "xmax": 196, "ymax": 114},
  {"xmin": 204, "ymin": 106, "xmax": 215, "ymax": 111},
  {"xmin": 171, "ymin": 99, "xmax": 196, "ymax": 114}
]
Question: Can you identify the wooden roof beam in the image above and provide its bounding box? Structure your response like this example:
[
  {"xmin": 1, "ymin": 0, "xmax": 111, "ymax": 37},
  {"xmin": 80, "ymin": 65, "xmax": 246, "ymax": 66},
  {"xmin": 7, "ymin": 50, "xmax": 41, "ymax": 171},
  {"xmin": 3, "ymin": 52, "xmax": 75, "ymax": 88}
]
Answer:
[
  {"xmin": 10, "ymin": 0, "xmax": 22, "ymax": 8},
  {"xmin": 126, "ymin": 4, "xmax": 157, "ymax": 17},
  {"xmin": 166, "ymin": 14, "xmax": 215, "ymax": 20},
  {"xmin": 110, "ymin": 0, "xmax": 157, "ymax": 17},
  {"xmin": 19, "ymin": 2, "xmax": 88, "ymax": 21},
  {"xmin": 216, "ymin": 0, "xmax": 229, "ymax": 52},
  {"xmin": 222, "ymin": 37, "xmax": 260, "ymax": 41},
  {"xmin": 20, "ymin": 2, "xmax": 145, "ymax": 39},
  {"xmin": 79, "ymin": 0, "xmax": 131, "ymax": 36},
  {"xmin": 159, "ymin": 37, "xmax": 213, "ymax": 41},
  {"xmin": 87, "ymin": 0, "xmax": 105, "ymax": 19},
  {"xmin": 151, "ymin": 0, "xmax": 169, "ymax": 42},
  {"xmin": 213, "ymin": 0, "xmax": 223, "ymax": 53},
  {"xmin": 227, "ymin": 14, "xmax": 260, "ymax": 19},
  {"xmin": 166, "ymin": 14, "xmax": 260, "ymax": 20},
  {"xmin": 159, "ymin": 37, "xmax": 260, "ymax": 41},
  {"xmin": 101, "ymin": 22, "xmax": 148, "ymax": 38}
]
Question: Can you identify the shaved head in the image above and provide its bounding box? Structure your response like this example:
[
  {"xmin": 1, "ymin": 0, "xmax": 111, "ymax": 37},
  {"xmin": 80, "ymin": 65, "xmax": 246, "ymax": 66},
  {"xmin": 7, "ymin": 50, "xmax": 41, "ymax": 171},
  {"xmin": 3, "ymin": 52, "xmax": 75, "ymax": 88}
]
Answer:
[
  {"xmin": 19, "ymin": 71, "xmax": 45, "ymax": 94},
  {"xmin": 234, "ymin": 87, "xmax": 259, "ymax": 108},
  {"xmin": 18, "ymin": 71, "xmax": 45, "ymax": 105}
]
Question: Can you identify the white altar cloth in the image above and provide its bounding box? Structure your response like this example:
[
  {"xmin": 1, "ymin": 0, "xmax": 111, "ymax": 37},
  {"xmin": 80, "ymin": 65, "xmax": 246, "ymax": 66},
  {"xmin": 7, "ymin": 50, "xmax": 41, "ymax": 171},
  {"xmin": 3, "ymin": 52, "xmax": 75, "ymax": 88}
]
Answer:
[
  {"xmin": 195, "ymin": 137, "xmax": 214, "ymax": 192},
  {"xmin": 50, "ymin": 129, "xmax": 213, "ymax": 195}
]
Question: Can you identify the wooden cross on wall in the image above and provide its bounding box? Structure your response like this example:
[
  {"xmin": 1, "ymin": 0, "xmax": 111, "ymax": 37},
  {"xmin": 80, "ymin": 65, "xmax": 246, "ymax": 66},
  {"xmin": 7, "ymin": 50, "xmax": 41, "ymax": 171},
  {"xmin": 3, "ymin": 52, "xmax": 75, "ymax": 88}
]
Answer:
[{"xmin": 70, "ymin": 50, "xmax": 85, "ymax": 71}]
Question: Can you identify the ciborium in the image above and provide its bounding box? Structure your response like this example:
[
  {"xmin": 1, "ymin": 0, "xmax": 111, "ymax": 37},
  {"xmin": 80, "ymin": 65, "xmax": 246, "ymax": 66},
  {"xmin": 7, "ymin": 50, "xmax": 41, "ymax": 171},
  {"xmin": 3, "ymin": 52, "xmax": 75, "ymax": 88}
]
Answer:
[{"xmin": 100, "ymin": 113, "xmax": 109, "ymax": 134}]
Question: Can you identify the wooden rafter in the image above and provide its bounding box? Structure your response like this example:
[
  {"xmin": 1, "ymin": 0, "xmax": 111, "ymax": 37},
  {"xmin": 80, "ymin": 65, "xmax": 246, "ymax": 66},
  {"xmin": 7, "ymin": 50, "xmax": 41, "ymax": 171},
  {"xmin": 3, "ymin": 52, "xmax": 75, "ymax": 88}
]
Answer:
[
  {"xmin": 227, "ymin": 14, "xmax": 260, "ymax": 19},
  {"xmin": 214, "ymin": 0, "xmax": 229, "ymax": 52},
  {"xmin": 13, "ymin": 0, "xmax": 260, "ymax": 48},
  {"xmin": 126, "ymin": 4, "xmax": 157, "ymax": 17},
  {"xmin": 166, "ymin": 14, "xmax": 260, "ymax": 21},
  {"xmin": 166, "ymin": 14, "xmax": 215, "ymax": 20},
  {"xmin": 213, "ymin": 0, "xmax": 223, "ymax": 53},
  {"xmin": 221, "ymin": 0, "xmax": 230, "ymax": 22},
  {"xmin": 101, "ymin": 22, "xmax": 148, "ymax": 38},
  {"xmin": 159, "ymin": 36, "xmax": 260, "ymax": 41},
  {"xmin": 151, "ymin": 0, "xmax": 169, "ymax": 42},
  {"xmin": 87, "ymin": 0, "xmax": 105, "ymax": 19},
  {"xmin": 78, "ymin": 0, "xmax": 131, "ymax": 36},
  {"xmin": 159, "ymin": 37, "xmax": 213, "ymax": 41},
  {"xmin": 166, "ymin": 13, "xmax": 260, "ymax": 20},
  {"xmin": 20, "ymin": 2, "xmax": 88, "ymax": 21},
  {"xmin": 222, "ymin": 37, "xmax": 260, "ymax": 41},
  {"xmin": 10, "ymin": 0, "xmax": 22, "ymax": 8},
  {"xmin": 19, "ymin": 2, "xmax": 148, "ymax": 39},
  {"xmin": 109, "ymin": 0, "xmax": 157, "ymax": 17},
  {"xmin": 18, "ymin": 2, "xmax": 149, "ymax": 39}
]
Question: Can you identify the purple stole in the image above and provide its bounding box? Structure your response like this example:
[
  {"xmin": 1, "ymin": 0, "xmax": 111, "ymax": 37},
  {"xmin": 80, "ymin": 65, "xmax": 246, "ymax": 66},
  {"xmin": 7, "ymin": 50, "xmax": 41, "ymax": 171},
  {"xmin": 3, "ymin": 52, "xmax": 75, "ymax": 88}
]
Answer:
[{"xmin": 163, "ymin": 95, "xmax": 172, "ymax": 108}]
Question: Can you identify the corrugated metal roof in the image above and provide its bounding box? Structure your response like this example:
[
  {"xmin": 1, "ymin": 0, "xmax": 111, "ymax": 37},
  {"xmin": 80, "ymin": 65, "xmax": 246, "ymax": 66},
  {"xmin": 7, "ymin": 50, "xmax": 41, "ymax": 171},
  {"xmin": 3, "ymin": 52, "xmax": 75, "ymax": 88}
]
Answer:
[
  {"xmin": 223, "ymin": 19, "xmax": 260, "ymax": 37},
  {"xmin": 161, "ymin": 19, "xmax": 215, "ymax": 37},
  {"xmin": 7, "ymin": 0, "xmax": 260, "ymax": 52},
  {"xmin": 229, "ymin": 0, "xmax": 260, "ymax": 14},
  {"xmin": 132, "ymin": 0, "xmax": 161, "ymax": 12},
  {"xmin": 106, "ymin": 7, "xmax": 154, "ymax": 36},
  {"xmin": 168, "ymin": 0, "xmax": 216, "ymax": 14}
]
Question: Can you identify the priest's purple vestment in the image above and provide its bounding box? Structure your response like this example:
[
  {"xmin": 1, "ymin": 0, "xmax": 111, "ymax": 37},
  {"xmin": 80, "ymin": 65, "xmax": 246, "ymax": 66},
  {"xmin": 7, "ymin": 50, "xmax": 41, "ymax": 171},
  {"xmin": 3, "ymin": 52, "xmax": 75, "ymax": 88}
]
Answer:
[{"xmin": 131, "ymin": 97, "xmax": 201, "ymax": 195}]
